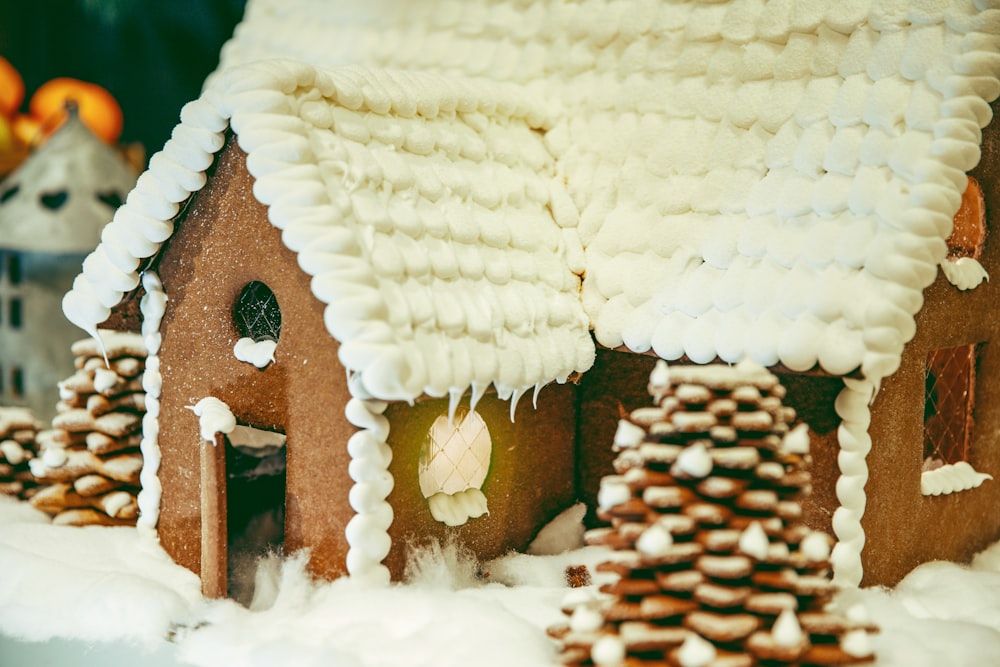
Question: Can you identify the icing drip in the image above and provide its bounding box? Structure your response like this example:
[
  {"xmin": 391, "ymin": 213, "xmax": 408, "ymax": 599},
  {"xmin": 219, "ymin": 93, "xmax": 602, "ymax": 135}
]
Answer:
[
  {"xmin": 831, "ymin": 378, "xmax": 875, "ymax": 587},
  {"xmin": 136, "ymin": 270, "xmax": 166, "ymax": 531},
  {"xmin": 344, "ymin": 394, "xmax": 393, "ymax": 585}
]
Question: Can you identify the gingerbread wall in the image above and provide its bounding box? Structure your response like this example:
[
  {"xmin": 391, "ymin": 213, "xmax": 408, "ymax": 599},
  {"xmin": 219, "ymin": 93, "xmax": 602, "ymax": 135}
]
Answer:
[
  {"xmin": 154, "ymin": 135, "xmax": 358, "ymax": 583},
  {"xmin": 859, "ymin": 101, "xmax": 1000, "ymax": 586},
  {"xmin": 383, "ymin": 384, "xmax": 577, "ymax": 577},
  {"xmin": 150, "ymin": 135, "xmax": 583, "ymax": 589}
]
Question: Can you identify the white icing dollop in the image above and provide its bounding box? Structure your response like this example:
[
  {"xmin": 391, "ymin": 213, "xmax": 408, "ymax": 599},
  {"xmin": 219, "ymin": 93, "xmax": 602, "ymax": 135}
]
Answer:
[
  {"xmin": 772, "ymin": 608, "xmax": 804, "ymax": 647},
  {"xmin": 841, "ymin": 629, "xmax": 873, "ymax": 658},
  {"xmin": 613, "ymin": 419, "xmax": 646, "ymax": 448},
  {"xmin": 674, "ymin": 442, "xmax": 713, "ymax": 478},
  {"xmin": 636, "ymin": 522, "xmax": 674, "ymax": 557},
  {"xmin": 598, "ymin": 477, "xmax": 632, "ymax": 511},
  {"xmin": 782, "ymin": 423, "xmax": 811, "ymax": 455},
  {"xmin": 426, "ymin": 488, "xmax": 488, "ymax": 526},
  {"xmin": 649, "ymin": 359, "xmax": 670, "ymax": 390},
  {"xmin": 569, "ymin": 605, "xmax": 604, "ymax": 634},
  {"xmin": 233, "ymin": 337, "xmax": 278, "ymax": 368},
  {"xmin": 677, "ymin": 633, "xmax": 716, "ymax": 667},
  {"xmin": 103, "ymin": 491, "xmax": 133, "ymax": 519},
  {"xmin": 940, "ymin": 257, "xmax": 989, "ymax": 290},
  {"xmin": 41, "ymin": 447, "xmax": 67, "ymax": 468},
  {"xmin": 738, "ymin": 521, "xmax": 770, "ymax": 561},
  {"xmin": 93, "ymin": 368, "xmax": 120, "ymax": 394},
  {"xmin": 185, "ymin": 397, "xmax": 237, "ymax": 442},
  {"xmin": 0, "ymin": 440, "xmax": 25, "ymax": 466},
  {"xmin": 800, "ymin": 531, "xmax": 832, "ymax": 563},
  {"xmin": 590, "ymin": 635, "xmax": 626, "ymax": 667}
]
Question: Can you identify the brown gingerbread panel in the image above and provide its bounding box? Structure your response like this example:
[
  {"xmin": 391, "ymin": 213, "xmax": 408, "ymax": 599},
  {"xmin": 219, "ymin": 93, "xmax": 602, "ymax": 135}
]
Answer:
[
  {"xmin": 382, "ymin": 381, "xmax": 578, "ymax": 578},
  {"xmin": 860, "ymin": 101, "xmax": 1000, "ymax": 586},
  {"xmin": 155, "ymin": 135, "xmax": 355, "ymax": 582}
]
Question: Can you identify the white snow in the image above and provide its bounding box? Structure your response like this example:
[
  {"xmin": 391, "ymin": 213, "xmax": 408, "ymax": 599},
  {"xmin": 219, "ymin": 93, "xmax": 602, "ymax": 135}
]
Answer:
[{"xmin": 3, "ymin": 495, "xmax": 1000, "ymax": 666}]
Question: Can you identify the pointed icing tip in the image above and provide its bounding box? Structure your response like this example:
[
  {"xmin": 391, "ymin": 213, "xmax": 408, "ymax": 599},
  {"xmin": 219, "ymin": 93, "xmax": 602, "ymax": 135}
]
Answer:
[
  {"xmin": 649, "ymin": 359, "xmax": 670, "ymax": 387},
  {"xmin": 469, "ymin": 381, "xmax": 486, "ymax": 414},
  {"xmin": 447, "ymin": 387, "xmax": 463, "ymax": 426},
  {"xmin": 509, "ymin": 386, "xmax": 527, "ymax": 422}
]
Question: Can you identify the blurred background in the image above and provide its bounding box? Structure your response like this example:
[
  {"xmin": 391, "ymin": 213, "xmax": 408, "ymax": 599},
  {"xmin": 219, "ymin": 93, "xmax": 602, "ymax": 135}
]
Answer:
[{"xmin": 1, "ymin": 0, "xmax": 247, "ymax": 155}]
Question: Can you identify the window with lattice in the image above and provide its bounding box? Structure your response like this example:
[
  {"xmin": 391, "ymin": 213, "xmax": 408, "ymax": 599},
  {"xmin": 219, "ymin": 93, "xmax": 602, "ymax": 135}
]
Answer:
[
  {"xmin": 923, "ymin": 344, "xmax": 979, "ymax": 467},
  {"xmin": 234, "ymin": 281, "xmax": 281, "ymax": 342},
  {"xmin": 418, "ymin": 408, "xmax": 492, "ymax": 526}
]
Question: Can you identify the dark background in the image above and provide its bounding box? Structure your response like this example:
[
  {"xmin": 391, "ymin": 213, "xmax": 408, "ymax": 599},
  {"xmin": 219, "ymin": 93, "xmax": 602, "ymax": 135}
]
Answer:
[{"xmin": 0, "ymin": 0, "xmax": 247, "ymax": 157}]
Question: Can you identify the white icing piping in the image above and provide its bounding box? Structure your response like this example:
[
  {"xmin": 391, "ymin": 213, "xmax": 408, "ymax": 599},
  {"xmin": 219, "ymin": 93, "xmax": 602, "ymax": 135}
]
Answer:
[
  {"xmin": 233, "ymin": 337, "xmax": 277, "ymax": 368},
  {"xmin": 344, "ymin": 381, "xmax": 393, "ymax": 585},
  {"xmin": 830, "ymin": 378, "xmax": 875, "ymax": 587},
  {"xmin": 921, "ymin": 461, "xmax": 993, "ymax": 496},
  {"xmin": 186, "ymin": 397, "xmax": 238, "ymax": 442},
  {"xmin": 833, "ymin": 12, "xmax": 1000, "ymax": 585},
  {"xmin": 136, "ymin": 270, "xmax": 166, "ymax": 532},
  {"xmin": 940, "ymin": 257, "xmax": 989, "ymax": 291}
]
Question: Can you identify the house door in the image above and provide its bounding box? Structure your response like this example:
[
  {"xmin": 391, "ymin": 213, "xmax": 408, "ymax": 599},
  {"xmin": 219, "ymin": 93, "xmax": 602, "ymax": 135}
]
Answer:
[{"xmin": 224, "ymin": 424, "xmax": 287, "ymax": 606}]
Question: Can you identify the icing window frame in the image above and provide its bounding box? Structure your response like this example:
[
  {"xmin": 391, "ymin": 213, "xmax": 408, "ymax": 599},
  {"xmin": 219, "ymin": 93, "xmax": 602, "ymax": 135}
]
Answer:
[
  {"xmin": 418, "ymin": 408, "xmax": 492, "ymax": 527},
  {"xmin": 921, "ymin": 343, "xmax": 993, "ymax": 496},
  {"xmin": 232, "ymin": 281, "xmax": 281, "ymax": 369}
]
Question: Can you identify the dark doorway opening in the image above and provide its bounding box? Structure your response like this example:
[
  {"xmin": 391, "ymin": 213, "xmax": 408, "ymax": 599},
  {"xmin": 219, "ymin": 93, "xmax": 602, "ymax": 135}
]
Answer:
[{"xmin": 225, "ymin": 425, "xmax": 287, "ymax": 607}]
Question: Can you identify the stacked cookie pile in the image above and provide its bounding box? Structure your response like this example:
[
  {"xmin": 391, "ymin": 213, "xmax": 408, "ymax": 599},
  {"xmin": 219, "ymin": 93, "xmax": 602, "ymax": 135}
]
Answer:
[
  {"xmin": 550, "ymin": 361, "xmax": 876, "ymax": 667},
  {"xmin": 28, "ymin": 331, "xmax": 147, "ymax": 526},
  {"xmin": 0, "ymin": 407, "xmax": 41, "ymax": 500}
]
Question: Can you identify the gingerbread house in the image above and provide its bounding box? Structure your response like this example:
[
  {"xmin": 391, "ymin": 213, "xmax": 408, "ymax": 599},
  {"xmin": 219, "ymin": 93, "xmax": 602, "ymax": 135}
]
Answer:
[{"xmin": 62, "ymin": 0, "xmax": 1000, "ymax": 594}]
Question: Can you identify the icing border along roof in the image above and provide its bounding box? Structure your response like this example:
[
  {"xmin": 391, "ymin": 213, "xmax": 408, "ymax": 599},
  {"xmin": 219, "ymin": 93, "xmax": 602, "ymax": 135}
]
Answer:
[{"xmin": 63, "ymin": 60, "xmax": 596, "ymax": 402}]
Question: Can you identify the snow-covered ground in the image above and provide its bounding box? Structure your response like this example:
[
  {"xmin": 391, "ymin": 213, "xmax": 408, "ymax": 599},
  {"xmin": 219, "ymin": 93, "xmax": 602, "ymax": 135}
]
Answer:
[{"xmin": 2, "ymin": 495, "xmax": 1000, "ymax": 667}]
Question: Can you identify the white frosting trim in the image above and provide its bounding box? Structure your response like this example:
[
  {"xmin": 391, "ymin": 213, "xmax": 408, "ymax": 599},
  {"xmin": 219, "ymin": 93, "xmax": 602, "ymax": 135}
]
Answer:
[
  {"xmin": 344, "ymin": 385, "xmax": 393, "ymax": 585},
  {"xmin": 136, "ymin": 270, "xmax": 165, "ymax": 532},
  {"xmin": 830, "ymin": 378, "xmax": 875, "ymax": 587},
  {"xmin": 921, "ymin": 461, "xmax": 993, "ymax": 496},
  {"xmin": 940, "ymin": 257, "xmax": 989, "ymax": 291}
]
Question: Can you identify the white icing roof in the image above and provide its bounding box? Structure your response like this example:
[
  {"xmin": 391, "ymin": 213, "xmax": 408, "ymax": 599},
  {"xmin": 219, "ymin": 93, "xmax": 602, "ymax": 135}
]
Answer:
[
  {"xmin": 64, "ymin": 62, "xmax": 594, "ymax": 402},
  {"xmin": 65, "ymin": 0, "xmax": 1000, "ymax": 399}
]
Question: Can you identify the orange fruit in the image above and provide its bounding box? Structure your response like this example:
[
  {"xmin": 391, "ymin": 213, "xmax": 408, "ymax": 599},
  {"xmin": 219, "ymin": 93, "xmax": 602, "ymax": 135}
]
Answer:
[
  {"xmin": 10, "ymin": 113, "xmax": 43, "ymax": 147},
  {"xmin": 0, "ymin": 56, "xmax": 25, "ymax": 116},
  {"xmin": 29, "ymin": 77, "xmax": 124, "ymax": 144}
]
